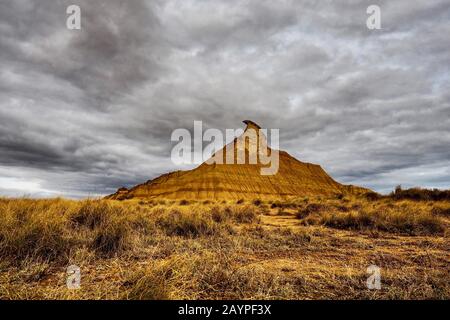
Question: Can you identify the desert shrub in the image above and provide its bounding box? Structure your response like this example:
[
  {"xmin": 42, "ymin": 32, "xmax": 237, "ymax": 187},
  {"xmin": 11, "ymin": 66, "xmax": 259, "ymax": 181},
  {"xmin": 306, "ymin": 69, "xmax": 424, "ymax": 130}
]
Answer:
[
  {"xmin": 271, "ymin": 201, "xmax": 297, "ymax": 209},
  {"xmin": 276, "ymin": 228, "xmax": 313, "ymax": 245},
  {"xmin": 270, "ymin": 201, "xmax": 281, "ymax": 209},
  {"xmin": 210, "ymin": 206, "xmax": 232, "ymax": 223},
  {"xmin": 231, "ymin": 205, "xmax": 259, "ymax": 223},
  {"xmin": 296, "ymin": 203, "xmax": 329, "ymax": 219},
  {"xmin": 0, "ymin": 200, "xmax": 73, "ymax": 262},
  {"xmin": 91, "ymin": 219, "xmax": 131, "ymax": 256},
  {"xmin": 334, "ymin": 204, "xmax": 350, "ymax": 212},
  {"xmin": 116, "ymin": 193, "xmax": 133, "ymax": 201},
  {"xmin": 318, "ymin": 209, "xmax": 444, "ymax": 235},
  {"xmin": 1, "ymin": 218, "xmax": 72, "ymax": 262},
  {"xmin": 289, "ymin": 230, "xmax": 313, "ymax": 244},
  {"xmin": 203, "ymin": 205, "xmax": 256, "ymax": 224},
  {"xmin": 127, "ymin": 214, "xmax": 155, "ymax": 235},
  {"xmin": 257, "ymin": 204, "xmax": 270, "ymax": 215},
  {"xmin": 320, "ymin": 211, "xmax": 374, "ymax": 230},
  {"xmin": 390, "ymin": 186, "xmax": 450, "ymax": 201},
  {"xmin": 124, "ymin": 264, "xmax": 173, "ymax": 300},
  {"xmin": 431, "ymin": 206, "xmax": 450, "ymax": 217},
  {"xmin": 252, "ymin": 199, "xmax": 262, "ymax": 206},
  {"xmin": 365, "ymin": 192, "xmax": 382, "ymax": 201},
  {"xmin": 409, "ymin": 214, "xmax": 444, "ymax": 235},
  {"xmin": 70, "ymin": 200, "xmax": 112, "ymax": 229},
  {"xmin": 156, "ymin": 210, "xmax": 222, "ymax": 237}
]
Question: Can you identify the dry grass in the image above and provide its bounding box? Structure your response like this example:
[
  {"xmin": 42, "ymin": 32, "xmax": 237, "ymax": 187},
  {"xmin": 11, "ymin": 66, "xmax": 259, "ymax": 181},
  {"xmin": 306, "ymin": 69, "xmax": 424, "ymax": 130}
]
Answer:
[
  {"xmin": 0, "ymin": 196, "xmax": 448, "ymax": 300},
  {"xmin": 297, "ymin": 201, "xmax": 445, "ymax": 235}
]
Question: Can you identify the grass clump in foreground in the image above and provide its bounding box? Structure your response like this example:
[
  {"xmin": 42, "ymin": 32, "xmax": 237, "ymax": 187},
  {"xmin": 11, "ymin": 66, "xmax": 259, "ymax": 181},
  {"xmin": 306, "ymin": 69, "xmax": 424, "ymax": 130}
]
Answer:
[
  {"xmin": 0, "ymin": 199, "xmax": 153, "ymax": 263},
  {"xmin": 156, "ymin": 209, "xmax": 225, "ymax": 237},
  {"xmin": 0, "ymin": 196, "xmax": 448, "ymax": 300},
  {"xmin": 90, "ymin": 219, "xmax": 132, "ymax": 256},
  {"xmin": 123, "ymin": 262, "xmax": 174, "ymax": 300},
  {"xmin": 320, "ymin": 210, "xmax": 443, "ymax": 235},
  {"xmin": 297, "ymin": 200, "xmax": 445, "ymax": 235},
  {"xmin": 156, "ymin": 205, "xmax": 258, "ymax": 237},
  {"xmin": 0, "ymin": 199, "xmax": 73, "ymax": 262}
]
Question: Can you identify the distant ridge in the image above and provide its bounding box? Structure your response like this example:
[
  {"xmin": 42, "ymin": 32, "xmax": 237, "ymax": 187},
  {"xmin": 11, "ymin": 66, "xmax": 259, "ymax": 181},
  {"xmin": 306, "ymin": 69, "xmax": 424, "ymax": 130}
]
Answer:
[{"xmin": 107, "ymin": 121, "xmax": 369, "ymax": 200}]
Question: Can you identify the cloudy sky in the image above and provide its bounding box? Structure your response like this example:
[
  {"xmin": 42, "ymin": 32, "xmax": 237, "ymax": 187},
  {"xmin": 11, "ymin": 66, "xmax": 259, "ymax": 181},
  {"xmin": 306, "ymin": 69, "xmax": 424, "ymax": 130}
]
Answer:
[{"xmin": 0, "ymin": 0, "xmax": 449, "ymax": 197}]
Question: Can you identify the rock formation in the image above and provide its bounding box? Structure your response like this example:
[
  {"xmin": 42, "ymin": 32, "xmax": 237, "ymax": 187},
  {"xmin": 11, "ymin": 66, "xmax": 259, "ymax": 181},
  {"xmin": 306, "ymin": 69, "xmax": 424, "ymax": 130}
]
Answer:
[{"xmin": 107, "ymin": 120, "xmax": 367, "ymax": 200}]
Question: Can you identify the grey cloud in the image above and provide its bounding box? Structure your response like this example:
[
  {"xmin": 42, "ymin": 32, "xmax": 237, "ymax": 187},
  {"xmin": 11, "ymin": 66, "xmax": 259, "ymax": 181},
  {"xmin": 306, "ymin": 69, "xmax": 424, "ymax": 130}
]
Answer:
[{"xmin": 0, "ymin": 0, "xmax": 449, "ymax": 197}]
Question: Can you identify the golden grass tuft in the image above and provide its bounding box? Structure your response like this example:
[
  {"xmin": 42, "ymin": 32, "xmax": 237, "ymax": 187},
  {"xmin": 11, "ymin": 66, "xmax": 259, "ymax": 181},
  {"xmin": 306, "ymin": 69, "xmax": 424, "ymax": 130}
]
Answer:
[
  {"xmin": 156, "ymin": 209, "xmax": 224, "ymax": 237},
  {"xmin": 0, "ymin": 195, "xmax": 448, "ymax": 299},
  {"xmin": 297, "ymin": 201, "xmax": 445, "ymax": 235},
  {"xmin": 69, "ymin": 200, "xmax": 113, "ymax": 229},
  {"xmin": 0, "ymin": 199, "xmax": 73, "ymax": 262},
  {"xmin": 90, "ymin": 219, "xmax": 132, "ymax": 256},
  {"xmin": 123, "ymin": 263, "xmax": 174, "ymax": 300}
]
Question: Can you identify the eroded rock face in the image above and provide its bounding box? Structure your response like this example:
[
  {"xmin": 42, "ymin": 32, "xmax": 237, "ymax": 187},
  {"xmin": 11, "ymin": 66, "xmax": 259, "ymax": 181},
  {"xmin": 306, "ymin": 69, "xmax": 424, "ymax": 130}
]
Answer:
[{"xmin": 107, "ymin": 121, "xmax": 367, "ymax": 200}]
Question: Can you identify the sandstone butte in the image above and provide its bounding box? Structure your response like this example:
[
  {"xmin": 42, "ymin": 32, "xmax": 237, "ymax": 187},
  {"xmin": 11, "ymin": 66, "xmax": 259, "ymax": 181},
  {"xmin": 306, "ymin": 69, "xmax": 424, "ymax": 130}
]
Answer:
[{"xmin": 107, "ymin": 120, "xmax": 369, "ymax": 201}]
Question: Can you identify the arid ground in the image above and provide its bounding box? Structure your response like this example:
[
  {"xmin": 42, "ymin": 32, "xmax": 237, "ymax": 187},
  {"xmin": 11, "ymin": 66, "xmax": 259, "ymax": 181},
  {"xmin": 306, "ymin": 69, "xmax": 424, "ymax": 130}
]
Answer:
[{"xmin": 0, "ymin": 193, "xmax": 449, "ymax": 299}]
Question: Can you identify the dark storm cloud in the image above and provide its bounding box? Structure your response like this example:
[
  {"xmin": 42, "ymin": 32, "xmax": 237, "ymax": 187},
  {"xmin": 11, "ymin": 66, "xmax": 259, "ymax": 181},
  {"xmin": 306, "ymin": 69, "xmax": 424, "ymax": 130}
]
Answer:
[
  {"xmin": 0, "ymin": 0, "xmax": 168, "ymax": 107},
  {"xmin": 0, "ymin": 0, "xmax": 449, "ymax": 197}
]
